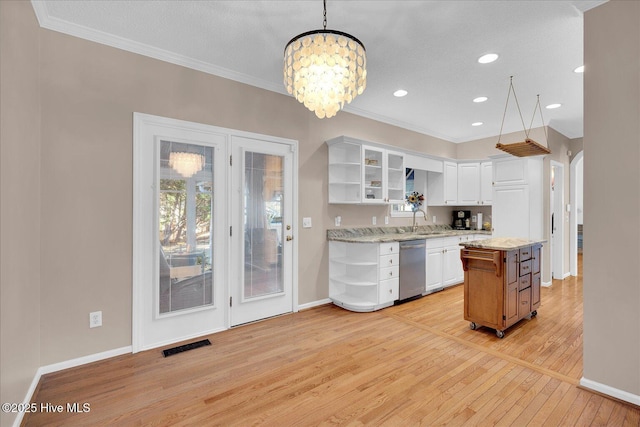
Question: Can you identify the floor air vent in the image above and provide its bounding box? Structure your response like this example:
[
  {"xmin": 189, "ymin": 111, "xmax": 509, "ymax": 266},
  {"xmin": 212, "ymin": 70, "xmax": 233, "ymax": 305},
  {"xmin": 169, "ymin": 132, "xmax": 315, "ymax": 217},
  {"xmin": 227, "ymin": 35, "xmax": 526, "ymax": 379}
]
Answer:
[{"xmin": 162, "ymin": 339, "xmax": 211, "ymax": 357}]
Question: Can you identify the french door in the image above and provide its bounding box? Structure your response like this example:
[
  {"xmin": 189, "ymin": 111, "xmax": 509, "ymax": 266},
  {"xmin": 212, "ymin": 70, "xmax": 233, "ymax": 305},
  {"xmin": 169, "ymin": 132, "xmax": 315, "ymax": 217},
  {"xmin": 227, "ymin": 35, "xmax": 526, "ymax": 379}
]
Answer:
[
  {"xmin": 133, "ymin": 114, "xmax": 297, "ymax": 352},
  {"xmin": 230, "ymin": 136, "xmax": 295, "ymax": 326}
]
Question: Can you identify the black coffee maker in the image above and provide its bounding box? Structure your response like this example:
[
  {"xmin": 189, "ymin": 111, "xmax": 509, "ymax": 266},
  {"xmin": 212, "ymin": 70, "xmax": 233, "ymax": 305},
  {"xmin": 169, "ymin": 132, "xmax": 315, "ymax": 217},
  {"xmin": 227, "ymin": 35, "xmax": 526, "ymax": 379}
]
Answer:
[{"xmin": 452, "ymin": 210, "xmax": 471, "ymax": 230}]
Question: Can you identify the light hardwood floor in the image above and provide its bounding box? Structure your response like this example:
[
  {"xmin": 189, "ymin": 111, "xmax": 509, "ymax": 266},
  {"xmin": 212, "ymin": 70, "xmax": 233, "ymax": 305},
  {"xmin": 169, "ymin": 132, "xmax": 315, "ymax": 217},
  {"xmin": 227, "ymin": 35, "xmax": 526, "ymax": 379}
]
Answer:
[{"xmin": 24, "ymin": 257, "xmax": 640, "ymax": 426}]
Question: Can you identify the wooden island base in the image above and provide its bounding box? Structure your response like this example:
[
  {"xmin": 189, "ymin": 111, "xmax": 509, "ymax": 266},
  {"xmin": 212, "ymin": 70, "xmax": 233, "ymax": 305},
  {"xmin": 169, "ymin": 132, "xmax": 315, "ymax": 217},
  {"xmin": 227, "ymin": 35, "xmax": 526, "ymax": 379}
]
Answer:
[{"xmin": 461, "ymin": 238, "xmax": 544, "ymax": 338}]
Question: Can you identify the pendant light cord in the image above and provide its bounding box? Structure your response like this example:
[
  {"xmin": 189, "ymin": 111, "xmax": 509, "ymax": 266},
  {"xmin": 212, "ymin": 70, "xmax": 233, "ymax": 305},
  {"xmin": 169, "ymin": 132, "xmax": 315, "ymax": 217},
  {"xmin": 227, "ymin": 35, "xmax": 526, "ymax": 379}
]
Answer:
[
  {"xmin": 497, "ymin": 76, "xmax": 528, "ymax": 145},
  {"xmin": 528, "ymin": 94, "xmax": 549, "ymax": 145}
]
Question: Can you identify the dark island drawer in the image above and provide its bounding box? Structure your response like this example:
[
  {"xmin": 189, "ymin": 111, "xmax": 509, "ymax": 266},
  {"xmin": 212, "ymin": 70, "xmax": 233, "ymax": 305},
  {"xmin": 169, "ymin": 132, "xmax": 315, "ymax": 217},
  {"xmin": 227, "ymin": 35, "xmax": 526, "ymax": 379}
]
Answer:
[
  {"xmin": 519, "ymin": 246, "xmax": 532, "ymax": 261},
  {"xmin": 519, "ymin": 259, "xmax": 532, "ymax": 276},
  {"xmin": 519, "ymin": 273, "xmax": 531, "ymax": 291}
]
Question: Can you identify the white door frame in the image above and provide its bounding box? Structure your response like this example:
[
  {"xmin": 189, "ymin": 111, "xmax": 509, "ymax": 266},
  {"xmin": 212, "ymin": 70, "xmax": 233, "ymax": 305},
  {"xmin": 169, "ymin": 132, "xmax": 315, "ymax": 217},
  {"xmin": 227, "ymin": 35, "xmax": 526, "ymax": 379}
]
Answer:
[
  {"xmin": 550, "ymin": 160, "xmax": 565, "ymax": 280},
  {"xmin": 133, "ymin": 113, "xmax": 299, "ymax": 353},
  {"xmin": 569, "ymin": 151, "xmax": 583, "ymax": 276}
]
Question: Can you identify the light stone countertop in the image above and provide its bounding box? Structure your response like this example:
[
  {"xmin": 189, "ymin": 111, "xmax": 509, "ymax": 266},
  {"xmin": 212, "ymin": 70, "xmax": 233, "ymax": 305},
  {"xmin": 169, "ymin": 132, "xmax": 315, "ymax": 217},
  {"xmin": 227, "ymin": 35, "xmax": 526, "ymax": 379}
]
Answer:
[
  {"xmin": 460, "ymin": 237, "xmax": 546, "ymax": 250},
  {"xmin": 326, "ymin": 225, "xmax": 492, "ymax": 243}
]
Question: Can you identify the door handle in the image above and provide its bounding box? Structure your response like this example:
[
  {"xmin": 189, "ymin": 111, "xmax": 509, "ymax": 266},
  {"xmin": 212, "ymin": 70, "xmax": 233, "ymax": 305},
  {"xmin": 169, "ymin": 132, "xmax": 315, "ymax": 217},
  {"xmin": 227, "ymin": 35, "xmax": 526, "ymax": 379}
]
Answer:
[{"xmin": 286, "ymin": 235, "xmax": 293, "ymax": 241}]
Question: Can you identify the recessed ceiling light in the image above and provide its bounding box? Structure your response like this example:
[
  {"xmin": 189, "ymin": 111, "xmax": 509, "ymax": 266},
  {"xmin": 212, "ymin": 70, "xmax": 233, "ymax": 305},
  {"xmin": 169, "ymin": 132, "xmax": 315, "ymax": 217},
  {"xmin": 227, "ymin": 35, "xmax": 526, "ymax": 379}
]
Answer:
[
  {"xmin": 546, "ymin": 103, "xmax": 562, "ymax": 109},
  {"xmin": 477, "ymin": 53, "xmax": 499, "ymax": 64},
  {"xmin": 472, "ymin": 122, "xmax": 484, "ymax": 126},
  {"xmin": 574, "ymin": 65, "xmax": 585, "ymax": 73},
  {"xmin": 393, "ymin": 89, "xmax": 408, "ymax": 97},
  {"xmin": 473, "ymin": 96, "xmax": 488, "ymax": 103}
]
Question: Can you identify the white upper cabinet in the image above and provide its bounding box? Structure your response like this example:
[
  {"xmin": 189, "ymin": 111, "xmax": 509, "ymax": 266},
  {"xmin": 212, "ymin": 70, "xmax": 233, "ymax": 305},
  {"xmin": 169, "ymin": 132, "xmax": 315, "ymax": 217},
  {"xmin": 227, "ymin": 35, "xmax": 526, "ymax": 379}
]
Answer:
[
  {"xmin": 493, "ymin": 157, "xmax": 529, "ymax": 186},
  {"xmin": 491, "ymin": 156, "xmax": 543, "ymax": 240},
  {"xmin": 327, "ymin": 138, "xmax": 362, "ymax": 203},
  {"xmin": 428, "ymin": 160, "xmax": 491, "ymax": 206},
  {"xmin": 363, "ymin": 146, "xmax": 405, "ymax": 204},
  {"xmin": 427, "ymin": 161, "xmax": 458, "ymax": 206},
  {"xmin": 480, "ymin": 161, "xmax": 493, "ymax": 205},
  {"xmin": 457, "ymin": 162, "xmax": 480, "ymax": 205},
  {"xmin": 443, "ymin": 161, "xmax": 458, "ymax": 205},
  {"xmin": 327, "ymin": 136, "xmax": 404, "ymax": 204}
]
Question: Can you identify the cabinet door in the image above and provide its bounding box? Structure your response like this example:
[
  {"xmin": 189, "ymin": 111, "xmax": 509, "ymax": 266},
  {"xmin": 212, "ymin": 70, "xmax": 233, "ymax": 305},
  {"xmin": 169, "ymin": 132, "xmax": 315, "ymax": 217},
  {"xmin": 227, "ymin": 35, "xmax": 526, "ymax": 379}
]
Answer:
[
  {"xmin": 505, "ymin": 250, "xmax": 519, "ymax": 287},
  {"xmin": 480, "ymin": 161, "xmax": 492, "ymax": 205},
  {"xmin": 531, "ymin": 244, "xmax": 541, "ymax": 274},
  {"xmin": 443, "ymin": 245, "xmax": 462, "ymax": 286},
  {"xmin": 457, "ymin": 162, "xmax": 480, "ymax": 205},
  {"xmin": 505, "ymin": 281, "xmax": 519, "ymax": 327},
  {"xmin": 362, "ymin": 146, "xmax": 385, "ymax": 203},
  {"xmin": 493, "ymin": 157, "xmax": 528, "ymax": 186},
  {"xmin": 493, "ymin": 185, "xmax": 530, "ymax": 239},
  {"xmin": 531, "ymin": 272, "xmax": 541, "ymax": 309},
  {"xmin": 443, "ymin": 161, "xmax": 458, "ymax": 204},
  {"xmin": 426, "ymin": 247, "xmax": 444, "ymax": 291},
  {"xmin": 386, "ymin": 150, "xmax": 405, "ymax": 204},
  {"xmin": 518, "ymin": 287, "xmax": 532, "ymax": 319},
  {"xmin": 379, "ymin": 278, "xmax": 399, "ymax": 304}
]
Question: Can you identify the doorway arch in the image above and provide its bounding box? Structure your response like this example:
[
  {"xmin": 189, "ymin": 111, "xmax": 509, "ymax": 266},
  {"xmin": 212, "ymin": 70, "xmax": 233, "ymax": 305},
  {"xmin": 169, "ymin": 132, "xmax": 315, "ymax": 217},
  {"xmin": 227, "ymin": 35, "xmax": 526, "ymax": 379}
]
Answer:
[{"xmin": 570, "ymin": 151, "xmax": 584, "ymax": 276}]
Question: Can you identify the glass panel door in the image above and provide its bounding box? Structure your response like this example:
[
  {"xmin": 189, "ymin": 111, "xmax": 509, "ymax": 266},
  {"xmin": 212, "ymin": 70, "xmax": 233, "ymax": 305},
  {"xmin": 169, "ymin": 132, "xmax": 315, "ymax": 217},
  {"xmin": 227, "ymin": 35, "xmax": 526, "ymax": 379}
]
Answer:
[
  {"xmin": 158, "ymin": 140, "xmax": 214, "ymax": 314},
  {"xmin": 244, "ymin": 151, "xmax": 284, "ymax": 299},
  {"xmin": 231, "ymin": 136, "xmax": 293, "ymax": 326}
]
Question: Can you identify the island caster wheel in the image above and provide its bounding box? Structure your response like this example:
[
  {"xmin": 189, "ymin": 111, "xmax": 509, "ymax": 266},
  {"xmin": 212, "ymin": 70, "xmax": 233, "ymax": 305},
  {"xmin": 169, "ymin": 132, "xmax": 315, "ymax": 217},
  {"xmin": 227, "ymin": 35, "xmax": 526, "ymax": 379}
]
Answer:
[
  {"xmin": 531, "ymin": 310, "xmax": 538, "ymax": 317},
  {"xmin": 469, "ymin": 322, "xmax": 477, "ymax": 330},
  {"xmin": 496, "ymin": 330, "xmax": 505, "ymax": 339}
]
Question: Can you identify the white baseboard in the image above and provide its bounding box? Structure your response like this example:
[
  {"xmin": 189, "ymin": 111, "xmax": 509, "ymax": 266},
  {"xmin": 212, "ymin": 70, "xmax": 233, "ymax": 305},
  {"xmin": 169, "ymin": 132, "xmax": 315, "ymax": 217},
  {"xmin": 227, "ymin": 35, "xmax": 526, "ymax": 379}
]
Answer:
[
  {"xmin": 580, "ymin": 377, "xmax": 640, "ymax": 406},
  {"xmin": 542, "ymin": 280, "xmax": 552, "ymax": 287},
  {"xmin": 13, "ymin": 346, "xmax": 132, "ymax": 427},
  {"xmin": 298, "ymin": 298, "xmax": 331, "ymax": 311}
]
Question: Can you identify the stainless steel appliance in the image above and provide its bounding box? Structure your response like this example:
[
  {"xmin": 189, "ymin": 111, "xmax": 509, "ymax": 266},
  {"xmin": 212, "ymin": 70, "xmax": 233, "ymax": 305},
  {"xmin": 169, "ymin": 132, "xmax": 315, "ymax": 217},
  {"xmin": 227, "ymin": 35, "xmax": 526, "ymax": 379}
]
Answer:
[
  {"xmin": 399, "ymin": 240, "xmax": 426, "ymax": 302},
  {"xmin": 453, "ymin": 210, "xmax": 471, "ymax": 230}
]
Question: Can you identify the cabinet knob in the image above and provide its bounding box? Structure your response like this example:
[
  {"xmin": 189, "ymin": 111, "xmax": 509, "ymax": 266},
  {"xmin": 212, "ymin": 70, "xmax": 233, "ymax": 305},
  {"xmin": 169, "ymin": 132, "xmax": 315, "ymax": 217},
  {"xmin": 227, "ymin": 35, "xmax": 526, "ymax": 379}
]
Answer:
[
  {"xmin": 389, "ymin": 289, "xmax": 392, "ymax": 293},
  {"xmin": 389, "ymin": 259, "xmax": 393, "ymax": 265},
  {"xmin": 389, "ymin": 271, "xmax": 393, "ymax": 277}
]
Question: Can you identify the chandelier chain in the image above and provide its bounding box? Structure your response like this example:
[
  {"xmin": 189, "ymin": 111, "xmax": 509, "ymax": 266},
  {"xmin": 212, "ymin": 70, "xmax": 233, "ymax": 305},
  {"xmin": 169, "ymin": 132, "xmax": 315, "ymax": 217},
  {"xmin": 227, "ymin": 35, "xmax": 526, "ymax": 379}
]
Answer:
[{"xmin": 323, "ymin": 0, "xmax": 327, "ymax": 29}]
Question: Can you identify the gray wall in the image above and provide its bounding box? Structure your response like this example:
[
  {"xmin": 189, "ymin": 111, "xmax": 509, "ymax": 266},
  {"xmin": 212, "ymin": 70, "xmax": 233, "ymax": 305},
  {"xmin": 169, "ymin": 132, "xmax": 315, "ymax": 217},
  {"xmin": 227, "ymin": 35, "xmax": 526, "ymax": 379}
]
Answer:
[
  {"xmin": 0, "ymin": 3, "xmax": 41, "ymax": 426},
  {"xmin": 583, "ymin": 0, "xmax": 640, "ymax": 398}
]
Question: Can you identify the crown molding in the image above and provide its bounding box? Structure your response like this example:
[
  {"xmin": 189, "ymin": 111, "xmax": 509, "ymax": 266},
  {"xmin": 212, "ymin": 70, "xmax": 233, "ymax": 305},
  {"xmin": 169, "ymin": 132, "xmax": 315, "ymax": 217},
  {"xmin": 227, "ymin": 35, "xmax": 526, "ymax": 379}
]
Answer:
[{"xmin": 29, "ymin": 1, "xmax": 285, "ymax": 95}]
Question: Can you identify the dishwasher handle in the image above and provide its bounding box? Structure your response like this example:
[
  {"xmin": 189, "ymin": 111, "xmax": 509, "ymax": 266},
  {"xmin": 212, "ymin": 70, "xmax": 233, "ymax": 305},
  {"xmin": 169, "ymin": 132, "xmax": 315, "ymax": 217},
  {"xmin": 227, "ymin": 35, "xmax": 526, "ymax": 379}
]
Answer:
[{"xmin": 400, "ymin": 243, "xmax": 426, "ymax": 250}]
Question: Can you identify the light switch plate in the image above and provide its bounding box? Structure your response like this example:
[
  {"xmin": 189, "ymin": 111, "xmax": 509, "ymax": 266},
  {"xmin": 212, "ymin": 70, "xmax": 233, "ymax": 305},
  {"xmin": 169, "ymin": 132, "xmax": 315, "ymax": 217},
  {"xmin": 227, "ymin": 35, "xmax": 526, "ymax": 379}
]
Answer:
[{"xmin": 302, "ymin": 217, "xmax": 312, "ymax": 228}]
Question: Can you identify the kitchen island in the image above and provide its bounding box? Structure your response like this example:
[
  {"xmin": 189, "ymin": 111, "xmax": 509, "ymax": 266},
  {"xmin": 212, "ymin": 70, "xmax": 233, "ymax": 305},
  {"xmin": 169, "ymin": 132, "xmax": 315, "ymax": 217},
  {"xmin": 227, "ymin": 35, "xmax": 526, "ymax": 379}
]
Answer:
[{"xmin": 460, "ymin": 237, "xmax": 545, "ymax": 338}]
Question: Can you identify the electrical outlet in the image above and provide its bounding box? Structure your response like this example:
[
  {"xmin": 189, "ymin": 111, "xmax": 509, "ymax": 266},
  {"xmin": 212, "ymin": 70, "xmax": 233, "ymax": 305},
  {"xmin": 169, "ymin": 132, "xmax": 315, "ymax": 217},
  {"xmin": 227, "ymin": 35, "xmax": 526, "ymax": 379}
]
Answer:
[
  {"xmin": 335, "ymin": 216, "xmax": 341, "ymax": 227},
  {"xmin": 384, "ymin": 216, "xmax": 389, "ymax": 225},
  {"xmin": 432, "ymin": 216, "xmax": 437, "ymax": 223},
  {"xmin": 372, "ymin": 216, "xmax": 377, "ymax": 225},
  {"xmin": 89, "ymin": 311, "xmax": 102, "ymax": 328}
]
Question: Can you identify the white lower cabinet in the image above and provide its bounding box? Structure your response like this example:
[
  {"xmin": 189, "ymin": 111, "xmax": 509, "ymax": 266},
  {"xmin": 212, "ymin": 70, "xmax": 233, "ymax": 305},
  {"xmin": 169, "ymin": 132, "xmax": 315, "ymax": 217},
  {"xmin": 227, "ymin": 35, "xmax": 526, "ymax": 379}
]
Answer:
[
  {"xmin": 329, "ymin": 241, "xmax": 399, "ymax": 312},
  {"xmin": 426, "ymin": 239, "xmax": 445, "ymax": 293},
  {"xmin": 426, "ymin": 235, "xmax": 486, "ymax": 292}
]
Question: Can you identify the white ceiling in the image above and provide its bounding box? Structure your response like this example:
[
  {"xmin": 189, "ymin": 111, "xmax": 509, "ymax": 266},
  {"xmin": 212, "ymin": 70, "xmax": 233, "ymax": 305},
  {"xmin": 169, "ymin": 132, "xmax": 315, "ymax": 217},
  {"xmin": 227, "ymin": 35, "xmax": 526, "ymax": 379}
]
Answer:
[{"xmin": 32, "ymin": 0, "xmax": 607, "ymax": 143}]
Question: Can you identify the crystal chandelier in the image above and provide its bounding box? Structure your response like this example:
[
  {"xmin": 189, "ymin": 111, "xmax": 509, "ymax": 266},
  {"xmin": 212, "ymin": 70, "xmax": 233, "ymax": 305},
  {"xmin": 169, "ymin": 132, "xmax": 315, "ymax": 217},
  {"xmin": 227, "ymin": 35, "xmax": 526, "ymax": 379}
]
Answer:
[
  {"xmin": 283, "ymin": 0, "xmax": 367, "ymax": 119},
  {"xmin": 168, "ymin": 152, "xmax": 205, "ymax": 178}
]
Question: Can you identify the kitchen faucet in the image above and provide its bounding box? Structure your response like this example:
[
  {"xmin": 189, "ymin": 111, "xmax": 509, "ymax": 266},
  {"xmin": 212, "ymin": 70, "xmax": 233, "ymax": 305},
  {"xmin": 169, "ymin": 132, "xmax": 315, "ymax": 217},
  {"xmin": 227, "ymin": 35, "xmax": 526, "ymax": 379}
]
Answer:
[{"xmin": 412, "ymin": 209, "xmax": 427, "ymax": 232}]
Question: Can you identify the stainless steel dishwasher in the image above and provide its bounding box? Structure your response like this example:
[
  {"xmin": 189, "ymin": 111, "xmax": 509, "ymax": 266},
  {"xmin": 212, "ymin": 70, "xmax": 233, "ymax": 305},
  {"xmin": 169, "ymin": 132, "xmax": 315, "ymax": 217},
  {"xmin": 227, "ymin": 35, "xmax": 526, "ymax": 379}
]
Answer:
[{"xmin": 399, "ymin": 240, "xmax": 426, "ymax": 302}]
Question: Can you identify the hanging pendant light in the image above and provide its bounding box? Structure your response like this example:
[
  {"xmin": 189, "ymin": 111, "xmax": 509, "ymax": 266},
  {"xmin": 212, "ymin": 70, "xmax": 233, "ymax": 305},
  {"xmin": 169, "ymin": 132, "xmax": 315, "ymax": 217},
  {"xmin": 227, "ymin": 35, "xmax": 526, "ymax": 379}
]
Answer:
[{"xmin": 283, "ymin": 0, "xmax": 367, "ymax": 119}]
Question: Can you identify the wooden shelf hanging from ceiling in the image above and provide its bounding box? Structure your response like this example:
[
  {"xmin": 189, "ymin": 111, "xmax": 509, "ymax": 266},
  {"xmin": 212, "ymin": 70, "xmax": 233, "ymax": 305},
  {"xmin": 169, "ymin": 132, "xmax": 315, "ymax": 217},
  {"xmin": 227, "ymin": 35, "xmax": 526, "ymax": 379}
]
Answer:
[{"xmin": 496, "ymin": 138, "xmax": 551, "ymax": 157}]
